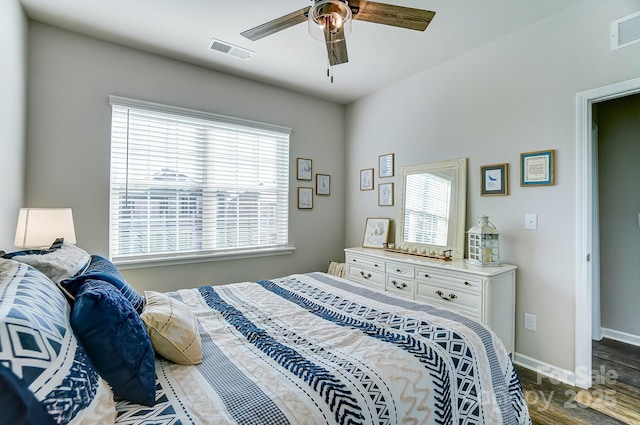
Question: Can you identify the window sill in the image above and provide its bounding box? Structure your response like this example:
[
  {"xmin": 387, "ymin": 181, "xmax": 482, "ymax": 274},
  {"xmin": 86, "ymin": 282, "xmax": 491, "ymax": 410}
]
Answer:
[{"xmin": 114, "ymin": 246, "xmax": 296, "ymax": 270}]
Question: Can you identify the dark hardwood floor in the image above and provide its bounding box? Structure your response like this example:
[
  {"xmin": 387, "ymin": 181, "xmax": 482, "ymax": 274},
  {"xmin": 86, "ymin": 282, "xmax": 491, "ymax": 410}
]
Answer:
[{"xmin": 516, "ymin": 338, "xmax": 640, "ymax": 424}]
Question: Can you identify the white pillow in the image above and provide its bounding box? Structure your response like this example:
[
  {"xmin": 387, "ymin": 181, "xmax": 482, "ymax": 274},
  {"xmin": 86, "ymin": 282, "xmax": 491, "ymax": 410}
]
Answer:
[
  {"xmin": 141, "ymin": 291, "xmax": 203, "ymax": 365},
  {"xmin": 6, "ymin": 242, "xmax": 90, "ymax": 284}
]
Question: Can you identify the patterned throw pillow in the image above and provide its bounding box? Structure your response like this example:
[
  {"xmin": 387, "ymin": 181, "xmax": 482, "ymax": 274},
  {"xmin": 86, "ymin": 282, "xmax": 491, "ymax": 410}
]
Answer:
[
  {"xmin": 3, "ymin": 242, "xmax": 90, "ymax": 284},
  {"xmin": 141, "ymin": 291, "xmax": 203, "ymax": 365},
  {"xmin": 59, "ymin": 255, "xmax": 145, "ymax": 313},
  {"xmin": 0, "ymin": 258, "xmax": 116, "ymax": 424}
]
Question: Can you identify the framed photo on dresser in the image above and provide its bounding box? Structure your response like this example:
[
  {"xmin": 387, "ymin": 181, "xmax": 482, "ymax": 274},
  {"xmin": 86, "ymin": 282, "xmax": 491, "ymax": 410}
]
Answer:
[{"xmin": 362, "ymin": 217, "xmax": 390, "ymax": 248}]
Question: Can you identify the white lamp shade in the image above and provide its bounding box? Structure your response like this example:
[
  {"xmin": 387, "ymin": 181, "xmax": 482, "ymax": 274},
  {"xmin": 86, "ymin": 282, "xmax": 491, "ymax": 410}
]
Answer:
[{"xmin": 14, "ymin": 208, "xmax": 77, "ymax": 248}]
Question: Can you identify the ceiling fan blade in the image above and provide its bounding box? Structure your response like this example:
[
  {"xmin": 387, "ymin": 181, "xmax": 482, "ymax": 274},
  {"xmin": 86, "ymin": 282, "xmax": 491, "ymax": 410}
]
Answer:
[
  {"xmin": 324, "ymin": 28, "xmax": 349, "ymax": 66},
  {"xmin": 349, "ymin": 0, "xmax": 435, "ymax": 31},
  {"xmin": 241, "ymin": 6, "xmax": 310, "ymax": 41}
]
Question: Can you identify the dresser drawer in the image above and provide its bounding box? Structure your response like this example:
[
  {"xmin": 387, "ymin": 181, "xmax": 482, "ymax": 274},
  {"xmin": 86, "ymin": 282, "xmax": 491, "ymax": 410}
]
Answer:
[
  {"xmin": 416, "ymin": 281, "xmax": 481, "ymax": 313},
  {"xmin": 386, "ymin": 262, "xmax": 415, "ymax": 278},
  {"xmin": 415, "ymin": 268, "xmax": 482, "ymax": 292},
  {"xmin": 386, "ymin": 275, "xmax": 415, "ymax": 297},
  {"xmin": 347, "ymin": 264, "xmax": 386, "ymax": 289},
  {"xmin": 346, "ymin": 254, "xmax": 385, "ymax": 273}
]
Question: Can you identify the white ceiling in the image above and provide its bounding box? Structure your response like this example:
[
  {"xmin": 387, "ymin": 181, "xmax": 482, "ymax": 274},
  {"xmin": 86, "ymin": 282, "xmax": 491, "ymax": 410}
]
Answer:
[{"xmin": 19, "ymin": 0, "xmax": 585, "ymax": 104}]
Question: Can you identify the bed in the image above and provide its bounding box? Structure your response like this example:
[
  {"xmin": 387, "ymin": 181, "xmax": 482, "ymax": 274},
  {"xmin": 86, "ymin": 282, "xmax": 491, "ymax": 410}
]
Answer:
[{"xmin": 0, "ymin": 243, "xmax": 531, "ymax": 425}]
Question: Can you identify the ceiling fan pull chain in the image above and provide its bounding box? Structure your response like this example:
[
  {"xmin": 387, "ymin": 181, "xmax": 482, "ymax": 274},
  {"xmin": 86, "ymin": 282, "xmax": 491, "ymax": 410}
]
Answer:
[{"xmin": 327, "ymin": 61, "xmax": 334, "ymax": 84}]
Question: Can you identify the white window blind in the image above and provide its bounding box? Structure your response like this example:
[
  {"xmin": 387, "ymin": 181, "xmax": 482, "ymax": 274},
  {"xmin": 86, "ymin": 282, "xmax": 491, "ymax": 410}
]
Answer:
[
  {"xmin": 403, "ymin": 173, "xmax": 451, "ymax": 246},
  {"xmin": 109, "ymin": 96, "xmax": 290, "ymax": 263}
]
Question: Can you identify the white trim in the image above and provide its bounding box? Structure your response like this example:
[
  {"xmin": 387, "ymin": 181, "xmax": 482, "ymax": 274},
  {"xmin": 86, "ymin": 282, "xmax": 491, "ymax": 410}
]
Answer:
[
  {"xmin": 575, "ymin": 89, "xmax": 593, "ymax": 389},
  {"xmin": 513, "ymin": 352, "xmax": 577, "ymax": 387},
  {"xmin": 601, "ymin": 328, "xmax": 640, "ymax": 348},
  {"xmin": 115, "ymin": 246, "xmax": 296, "ymax": 270},
  {"xmin": 575, "ymin": 76, "xmax": 640, "ymax": 390},
  {"xmin": 591, "ymin": 123, "xmax": 601, "ymax": 341}
]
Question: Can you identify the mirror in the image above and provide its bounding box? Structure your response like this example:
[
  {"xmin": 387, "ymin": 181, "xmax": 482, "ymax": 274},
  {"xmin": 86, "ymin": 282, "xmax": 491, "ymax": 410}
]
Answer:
[{"xmin": 395, "ymin": 158, "xmax": 467, "ymax": 259}]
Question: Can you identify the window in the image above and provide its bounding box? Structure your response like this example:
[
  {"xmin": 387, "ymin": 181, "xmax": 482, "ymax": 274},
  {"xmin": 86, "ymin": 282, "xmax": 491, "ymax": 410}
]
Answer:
[
  {"xmin": 402, "ymin": 172, "xmax": 451, "ymax": 246},
  {"xmin": 109, "ymin": 96, "xmax": 290, "ymax": 264}
]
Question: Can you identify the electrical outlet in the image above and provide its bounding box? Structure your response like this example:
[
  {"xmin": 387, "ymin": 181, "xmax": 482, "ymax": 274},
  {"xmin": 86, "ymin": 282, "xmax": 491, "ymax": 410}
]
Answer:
[{"xmin": 524, "ymin": 313, "xmax": 537, "ymax": 331}]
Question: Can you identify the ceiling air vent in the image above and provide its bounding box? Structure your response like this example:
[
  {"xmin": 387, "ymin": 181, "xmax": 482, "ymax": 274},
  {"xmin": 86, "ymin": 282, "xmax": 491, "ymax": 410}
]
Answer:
[
  {"xmin": 209, "ymin": 39, "xmax": 253, "ymax": 60},
  {"xmin": 611, "ymin": 11, "xmax": 640, "ymax": 50}
]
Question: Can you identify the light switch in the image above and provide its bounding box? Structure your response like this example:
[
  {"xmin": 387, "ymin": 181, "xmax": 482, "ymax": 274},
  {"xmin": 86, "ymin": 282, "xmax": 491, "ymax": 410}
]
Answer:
[
  {"xmin": 525, "ymin": 214, "xmax": 538, "ymax": 230},
  {"xmin": 524, "ymin": 313, "xmax": 537, "ymax": 331}
]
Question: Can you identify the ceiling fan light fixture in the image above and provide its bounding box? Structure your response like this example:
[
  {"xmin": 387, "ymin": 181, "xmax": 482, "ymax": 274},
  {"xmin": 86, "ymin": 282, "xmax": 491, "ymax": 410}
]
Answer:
[{"xmin": 308, "ymin": 0, "xmax": 352, "ymax": 43}]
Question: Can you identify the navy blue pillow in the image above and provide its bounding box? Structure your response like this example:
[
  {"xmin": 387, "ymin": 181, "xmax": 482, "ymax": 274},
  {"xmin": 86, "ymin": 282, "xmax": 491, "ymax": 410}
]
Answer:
[
  {"xmin": 60, "ymin": 255, "xmax": 145, "ymax": 313},
  {"xmin": 71, "ymin": 278, "xmax": 156, "ymax": 406},
  {"xmin": 0, "ymin": 365, "xmax": 55, "ymax": 425}
]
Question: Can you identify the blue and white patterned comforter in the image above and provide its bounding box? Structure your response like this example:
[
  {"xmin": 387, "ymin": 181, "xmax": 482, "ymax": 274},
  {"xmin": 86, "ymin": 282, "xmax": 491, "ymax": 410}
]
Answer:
[{"xmin": 115, "ymin": 272, "xmax": 531, "ymax": 425}]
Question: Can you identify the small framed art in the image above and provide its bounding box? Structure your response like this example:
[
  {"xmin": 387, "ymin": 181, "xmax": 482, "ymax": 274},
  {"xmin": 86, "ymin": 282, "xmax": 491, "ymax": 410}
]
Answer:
[
  {"xmin": 378, "ymin": 153, "xmax": 395, "ymax": 178},
  {"xmin": 296, "ymin": 158, "xmax": 312, "ymax": 181},
  {"xmin": 521, "ymin": 150, "xmax": 555, "ymax": 186},
  {"xmin": 378, "ymin": 182, "xmax": 394, "ymax": 206},
  {"xmin": 360, "ymin": 168, "xmax": 374, "ymax": 190},
  {"xmin": 316, "ymin": 174, "xmax": 330, "ymax": 195},
  {"xmin": 480, "ymin": 163, "xmax": 508, "ymax": 196},
  {"xmin": 298, "ymin": 187, "xmax": 313, "ymax": 209},
  {"xmin": 362, "ymin": 217, "xmax": 391, "ymax": 249}
]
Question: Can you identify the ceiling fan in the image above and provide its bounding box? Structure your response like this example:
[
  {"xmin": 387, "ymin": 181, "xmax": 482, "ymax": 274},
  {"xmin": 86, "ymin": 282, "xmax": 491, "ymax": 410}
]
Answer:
[{"xmin": 241, "ymin": 0, "xmax": 436, "ymax": 67}]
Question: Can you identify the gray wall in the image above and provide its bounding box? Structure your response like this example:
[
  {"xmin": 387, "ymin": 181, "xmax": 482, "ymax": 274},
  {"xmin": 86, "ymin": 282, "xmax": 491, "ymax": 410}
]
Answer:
[
  {"xmin": 597, "ymin": 94, "xmax": 640, "ymax": 336},
  {"xmin": 11, "ymin": 0, "xmax": 640, "ymax": 380},
  {"xmin": 25, "ymin": 22, "xmax": 346, "ymax": 292},
  {"xmin": 0, "ymin": 0, "xmax": 27, "ymax": 249},
  {"xmin": 344, "ymin": 0, "xmax": 640, "ymax": 371}
]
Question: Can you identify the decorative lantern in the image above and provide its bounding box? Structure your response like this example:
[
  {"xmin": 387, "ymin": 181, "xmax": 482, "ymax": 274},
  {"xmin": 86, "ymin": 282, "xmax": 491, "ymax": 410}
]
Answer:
[{"xmin": 467, "ymin": 215, "xmax": 500, "ymax": 267}]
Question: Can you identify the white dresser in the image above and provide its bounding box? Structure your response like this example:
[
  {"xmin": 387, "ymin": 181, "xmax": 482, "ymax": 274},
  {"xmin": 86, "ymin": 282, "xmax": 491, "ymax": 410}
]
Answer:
[{"xmin": 344, "ymin": 247, "xmax": 517, "ymax": 354}]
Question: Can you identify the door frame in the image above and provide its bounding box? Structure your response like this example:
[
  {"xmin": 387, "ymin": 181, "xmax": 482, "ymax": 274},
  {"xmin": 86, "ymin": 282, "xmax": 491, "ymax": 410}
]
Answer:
[{"xmin": 575, "ymin": 76, "xmax": 640, "ymax": 388}]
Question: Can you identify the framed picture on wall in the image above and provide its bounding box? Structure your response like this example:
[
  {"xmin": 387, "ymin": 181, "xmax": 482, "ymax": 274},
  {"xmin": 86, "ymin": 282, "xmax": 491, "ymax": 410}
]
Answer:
[
  {"xmin": 316, "ymin": 174, "xmax": 330, "ymax": 195},
  {"xmin": 296, "ymin": 158, "xmax": 312, "ymax": 180},
  {"xmin": 378, "ymin": 182, "xmax": 394, "ymax": 206},
  {"xmin": 480, "ymin": 163, "xmax": 508, "ymax": 196},
  {"xmin": 521, "ymin": 150, "xmax": 555, "ymax": 186},
  {"xmin": 378, "ymin": 153, "xmax": 395, "ymax": 178},
  {"xmin": 360, "ymin": 168, "xmax": 374, "ymax": 190},
  {"xmin": 298, "ymin": 187, "xmax": 313, "ymax": 209}
]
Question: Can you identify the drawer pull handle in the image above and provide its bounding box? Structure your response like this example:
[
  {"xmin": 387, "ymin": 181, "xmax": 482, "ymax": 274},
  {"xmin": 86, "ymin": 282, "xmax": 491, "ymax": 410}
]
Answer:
[
  {"xmin": 436, "ymin": 290, "xmax": 457, "ymax": 301},
  {"xmin": 464, "ymin": 281, "xmax": 471, "ymax": 286},
  {"xmin": 391, "ymin": 280, "xmax": 407, "ymax": 289},
  {"xmin": 360, "ymin": 271, "xmax": 372, "ymax": 279},
  {"xmin": 374, "ymin": 264, "xmax": 379, "ymax": 268},
  {"xmin": 423, "ymin": 273, "xmax": 430, "ymax": 278},
  {"xmin": 352, "ymin": 258, "xmax": 357, "ymax": 262}
]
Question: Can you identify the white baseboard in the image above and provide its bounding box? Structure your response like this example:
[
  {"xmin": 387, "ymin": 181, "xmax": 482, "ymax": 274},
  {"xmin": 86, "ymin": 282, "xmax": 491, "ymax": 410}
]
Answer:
[
  {"xmin": 601, "ymin": 327, "xmax": 640, "ymax": 347},
  {"xmin": 513, "ymin": 352, "xmax": 581, "ymax": 388}
]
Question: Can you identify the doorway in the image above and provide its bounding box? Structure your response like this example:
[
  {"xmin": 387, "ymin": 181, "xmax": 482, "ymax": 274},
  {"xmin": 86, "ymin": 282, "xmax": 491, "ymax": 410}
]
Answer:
[{"xmin": 575, "ymin": 76, "xmax": 640, "ymax": 389}]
